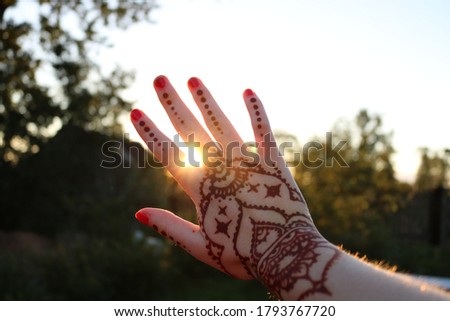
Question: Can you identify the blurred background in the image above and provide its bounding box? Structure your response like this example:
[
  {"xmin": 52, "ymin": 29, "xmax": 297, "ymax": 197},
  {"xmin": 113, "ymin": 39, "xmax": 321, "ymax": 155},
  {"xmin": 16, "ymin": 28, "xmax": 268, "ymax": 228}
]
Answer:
[{"xmin": 0, "ymin": 0, "xmax": 449, "ymax": 300}]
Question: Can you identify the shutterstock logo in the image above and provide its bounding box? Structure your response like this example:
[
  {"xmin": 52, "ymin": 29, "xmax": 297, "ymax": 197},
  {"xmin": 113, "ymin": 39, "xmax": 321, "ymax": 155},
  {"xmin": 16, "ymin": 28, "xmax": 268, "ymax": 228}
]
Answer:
[{"xmin": 100, "ymin": 132, "xmax": 349, "ymax": 169}]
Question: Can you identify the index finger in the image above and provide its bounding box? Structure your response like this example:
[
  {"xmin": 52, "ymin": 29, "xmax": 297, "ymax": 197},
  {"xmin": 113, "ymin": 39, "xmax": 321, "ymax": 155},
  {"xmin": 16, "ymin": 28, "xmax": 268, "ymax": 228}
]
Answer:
[{"xmin": 130, "ymin": 108, "xmax": 201, "ymax": 190}]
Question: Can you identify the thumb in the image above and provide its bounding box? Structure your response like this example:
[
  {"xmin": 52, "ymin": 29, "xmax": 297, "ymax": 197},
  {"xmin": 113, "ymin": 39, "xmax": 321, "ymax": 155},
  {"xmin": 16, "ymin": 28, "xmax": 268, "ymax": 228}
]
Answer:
[{"xmin": 135, "ymin": 208, "xmax": 221, "ymax": 270}]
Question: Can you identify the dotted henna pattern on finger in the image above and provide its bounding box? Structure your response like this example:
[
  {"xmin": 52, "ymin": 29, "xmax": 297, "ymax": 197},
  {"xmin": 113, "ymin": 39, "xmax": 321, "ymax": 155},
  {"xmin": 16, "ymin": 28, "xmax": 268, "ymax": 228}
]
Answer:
[
  {"xmin": 138, "ymin": 119, "xmax": 162, "ymax": 147},
  {"xmin": 158, "ymin": 228, "xmax": 189, "ymax": 251},
  {"xmin": 196, "ymin": 89, "xmax": 224, "ymax": 135},
  {"xmin": 162, "ymin": 92, "xmax": 185, "ymax": 125},
  {"xmin": 249, "ymin": 97, "xmax": 265, "ymax": 138}
]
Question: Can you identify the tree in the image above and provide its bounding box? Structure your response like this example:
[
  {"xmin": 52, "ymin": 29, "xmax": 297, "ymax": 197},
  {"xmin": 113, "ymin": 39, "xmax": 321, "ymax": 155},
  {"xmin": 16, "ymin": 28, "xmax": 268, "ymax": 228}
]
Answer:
[
  {"xmin": 415, "ymin": 148, "xmax": 449, "ymax": 191},
  {"xmin": 0, "ymin": 0, "xmax": 157, "ymax": 165},
  {"xmin": 293, "ymin": 110, "xmax": 411, "ymax": 255}
]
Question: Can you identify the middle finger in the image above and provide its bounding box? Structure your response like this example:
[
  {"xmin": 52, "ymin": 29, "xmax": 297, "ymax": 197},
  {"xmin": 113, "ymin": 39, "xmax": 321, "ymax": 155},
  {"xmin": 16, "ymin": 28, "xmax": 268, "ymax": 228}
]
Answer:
[{"xmin": 153, "ymin": 75, "xmax": 214, "ymax": 148}]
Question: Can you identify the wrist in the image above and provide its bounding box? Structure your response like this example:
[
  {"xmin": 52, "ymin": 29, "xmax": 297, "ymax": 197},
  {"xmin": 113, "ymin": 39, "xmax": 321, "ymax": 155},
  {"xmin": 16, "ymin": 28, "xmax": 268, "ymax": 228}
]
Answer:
[{"xmin": 248, "ymin": 221, "xmax": 341, "ymax": 300}]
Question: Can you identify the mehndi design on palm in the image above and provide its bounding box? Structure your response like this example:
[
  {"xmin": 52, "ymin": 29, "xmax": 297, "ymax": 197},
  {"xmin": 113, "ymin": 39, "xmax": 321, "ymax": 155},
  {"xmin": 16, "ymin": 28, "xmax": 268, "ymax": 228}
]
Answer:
[{"xmin": 131, "ymin": 76, "xmax": 340, "ymax": 299}]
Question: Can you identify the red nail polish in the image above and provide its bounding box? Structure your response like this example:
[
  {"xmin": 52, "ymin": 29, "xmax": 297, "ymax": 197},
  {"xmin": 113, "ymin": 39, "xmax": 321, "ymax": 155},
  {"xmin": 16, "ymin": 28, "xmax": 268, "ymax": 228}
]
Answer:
[
  {"xmin": 135, "ymin": 211, "xmax": 149, "ymax": 225},
  {"xmin": 188, "ymin": 77, "xmax": 200, "ymax": 89},
  {"xmin": 130, "ymin": 109, "xmax": 142, "ymax": 121},
  {"xmin": 244, "ymin": 89, "xmax": 254, "ymax": 98},
  {"xmin": 154, "ymin": 75, "xmax": 166, "ymax": 89}
]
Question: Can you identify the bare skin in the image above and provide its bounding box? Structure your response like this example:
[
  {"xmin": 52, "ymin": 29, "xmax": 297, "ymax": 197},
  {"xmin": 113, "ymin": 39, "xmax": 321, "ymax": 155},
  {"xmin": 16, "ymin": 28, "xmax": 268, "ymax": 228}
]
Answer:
[{"xmin": 130, "ymin": 75, "xmax": 450, "ymax": 300}]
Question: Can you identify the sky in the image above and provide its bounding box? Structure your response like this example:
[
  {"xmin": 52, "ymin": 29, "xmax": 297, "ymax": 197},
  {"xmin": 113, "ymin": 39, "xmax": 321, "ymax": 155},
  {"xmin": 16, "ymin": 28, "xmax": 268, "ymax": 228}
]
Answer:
[
  {"xmin": 105, "ymin": 0, "xmax": 450, "ymax": 182},
  {"xmin": 11, "ymin": 0, "xmax": 450, "ymax": 181}
]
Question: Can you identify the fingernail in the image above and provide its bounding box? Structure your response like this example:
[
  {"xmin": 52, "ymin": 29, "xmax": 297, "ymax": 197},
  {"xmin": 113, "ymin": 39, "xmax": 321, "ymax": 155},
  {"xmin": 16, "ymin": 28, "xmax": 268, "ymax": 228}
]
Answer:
[
  {"xmin": 135, "ymin": 211, "xmax": 149, "ymax": 225},
  {"xmin": 154, "ymin": 75, "xmax": 166, "ymax": 89},
  {"xmin": 130, "ymin": 109, "xmax": 142, "ymax": 121},
  {"xmin": 188, "ymin": 77, "xmax": 200, "ymax": 89},
  {"xmin": 244, "ymin": 89, "xmax": 254, "ymax": 98}
]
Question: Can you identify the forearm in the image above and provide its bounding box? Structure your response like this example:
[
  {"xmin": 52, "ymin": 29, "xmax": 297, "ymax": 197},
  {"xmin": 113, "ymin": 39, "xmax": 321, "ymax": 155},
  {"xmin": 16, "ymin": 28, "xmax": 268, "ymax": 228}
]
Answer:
[
  {"xmin": 317, "ymin": 249, "xmax": 449, "ymax": 300},
  {"xmin": 256, "ymin": 240, "xmax": 450, "ymax": 300}
]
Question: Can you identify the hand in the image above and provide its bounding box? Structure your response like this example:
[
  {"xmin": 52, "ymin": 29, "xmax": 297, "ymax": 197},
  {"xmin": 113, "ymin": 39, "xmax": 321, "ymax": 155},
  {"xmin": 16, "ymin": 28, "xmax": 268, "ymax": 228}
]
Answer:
[{"xmin": 130, "ymin": 75, "xmax": 340, "ymax": 300}]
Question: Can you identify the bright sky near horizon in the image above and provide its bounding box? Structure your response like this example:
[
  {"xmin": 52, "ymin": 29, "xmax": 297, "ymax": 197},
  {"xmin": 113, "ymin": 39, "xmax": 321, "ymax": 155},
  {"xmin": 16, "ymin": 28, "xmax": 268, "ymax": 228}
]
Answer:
[{"xmin": 11, "ymin": 0, "xmax": 450, "ymax": 182}]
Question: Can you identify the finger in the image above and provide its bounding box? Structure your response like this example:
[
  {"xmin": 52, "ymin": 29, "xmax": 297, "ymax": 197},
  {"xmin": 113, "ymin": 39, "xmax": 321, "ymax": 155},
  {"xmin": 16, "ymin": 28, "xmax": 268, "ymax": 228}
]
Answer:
[
  {"xmin": 187, "ymin": 77, "xmax": 244, "ymax": 153},
  {"xmin": 243, "ymin": 89, "xmax": 284, "ymax": 168},
  {"xmin": 130, "ymin": 108, "xmax": 192, "ymax": 185},
  {"xmin": 135, "ymin": 208, "xmax": 222, "ymax": 271},
  {"xmin": 153, "ymin": 75, "xmax": 214, "ymax": 147}
]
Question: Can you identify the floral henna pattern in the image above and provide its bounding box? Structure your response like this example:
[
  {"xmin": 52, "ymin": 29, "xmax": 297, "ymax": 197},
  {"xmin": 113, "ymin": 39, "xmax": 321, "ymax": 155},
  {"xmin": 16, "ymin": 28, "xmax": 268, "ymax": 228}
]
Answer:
[
  {"xmin": 133, "ymin": 77, "xmax": 341, "ymax": 300},
  {"xmin": 252, "ymin": 221, "xmax": 340, "ymax": 300},
  {"xmin": 198, "ymin": 158, "xmax": 340, "ymax": 299}
]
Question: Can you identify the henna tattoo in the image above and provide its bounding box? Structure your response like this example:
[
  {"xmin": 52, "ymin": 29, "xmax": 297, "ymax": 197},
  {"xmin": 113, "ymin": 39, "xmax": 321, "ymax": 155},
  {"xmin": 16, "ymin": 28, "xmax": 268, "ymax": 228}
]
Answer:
[
  {"xmin": 138, "ymin": 119, "xmax": 161, "ymax": 145},
  {"xmin": 198, "ymin": 157, "xmax": 340, "ymax": 299},
  {"xmin": 218, "ymin": 206, "xmax": 228, "ymax": 215},
  {"xmin": 195, "ymin": 89, "xmax": 224, "ymax": 135},
  {"xmin": 155, "ymin": 225, "xmax": 190, "ymax": 252},
  {"xmin": 136, "ymin": 78, "xmax": 342, "ymax": 299},
  {"xmin": 251, "ymin": 220, "xmax": 340, "ymax": 300},
  {"xmin": 161, "ymin": 92, "xmax": 185, "ymax": 124},
  {"xmin": 248, "ymin": 183, "xmax": 259, "ymax": 193},
  {"xmin": 248, "ymin": 97, "xmax": 265, "ymax": 137},
  {"xmin": 215, "ymin": 218, "xmax": 231, "ymax": 237},
  {"xmin": 264, "ymin": 184, "xmax": 281, "ymax": 198}
]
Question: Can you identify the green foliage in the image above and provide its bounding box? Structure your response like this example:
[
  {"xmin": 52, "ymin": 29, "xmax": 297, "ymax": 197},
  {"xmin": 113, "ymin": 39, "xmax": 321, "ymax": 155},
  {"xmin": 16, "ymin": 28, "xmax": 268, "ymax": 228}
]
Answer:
[
  {"xmin": 0, "ymin": 0, "xmax": 157, "ymax": 165},
  {"xmin": 415, "ymin": 148, "xmax": 450, "ymax": 191},
  {"xmin": 284, "ymin": 110, "xmax": 449, "ymax": 277},
  {"xmin": 291, "ymin": 110, "xmax": 412, "ymax": 256}
]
